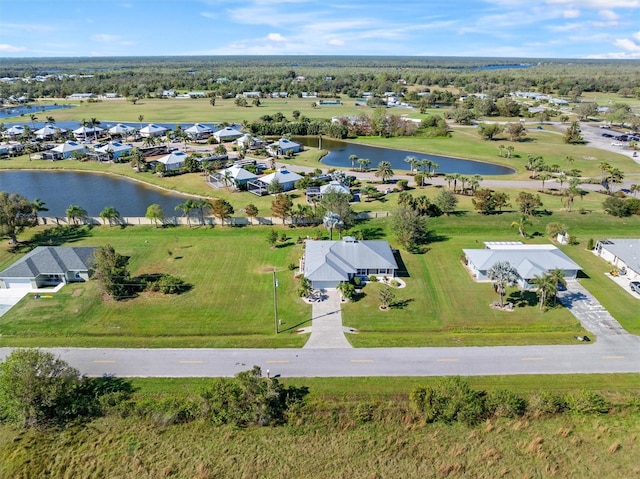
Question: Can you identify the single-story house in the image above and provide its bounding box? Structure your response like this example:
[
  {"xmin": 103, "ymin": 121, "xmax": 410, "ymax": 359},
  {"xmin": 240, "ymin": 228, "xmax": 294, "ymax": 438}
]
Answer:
[
  {"xmin": 213, "ymin": 126, "xmax": 244, "ymax": 142},
  {"xmin": 463, "ymin": 242, "xmax": 581, "ymax": 290},
  {"xmin": 42, "ymin": 140, "xmax": 88, "ymax": 160},
  {"xmin": 185, "ymin": 123, "xmax": 213, "ymax": 140},
  {"xmin": 157, "ymin": 151, "xmax": 188, "ymax": 170},
  {"xmin": 108, "ymin": 123, "xmax": 137, "ymax": 137},
  {"xmin": 302, "ymin": 237, "xmax": 398, "ymax": 289},
  {"xmin": 0, "ymin": 246, "xmax": 96, "ymax": 290},
  {"xmin": 259, "ymin": 167, "xmax": 302, "ymax": 191},
  {"xmin": 595, "ymin": 239, "xmax": 640, "ymax": 280},
  {"xmin": 306, "ymin": 180, "xmax": 351, "ymax": 203},
  {"xmin": 139, "ymin": 123, "xmax": 168, "ymax": 138},
  {"xmin": 3, "ymin": 125, "xmax": 26, "ymax": 139},
  {"xmin": 35, "ymin": 124, "xmax": 66, "ymax": 140},
  {"xmin": 93, "ymin": 141, "xmax": 133, "ymax": 160},
  {"xmin": 236, "ymin": 134, "xmax": 266, "ymax": 150},
  {"xmin": 209, "ymin": 164, "xmax": 257, "ymax": 189},
  {"xmin": 268, "ymin": 138, "xmax": 301, "ymax": 156}
]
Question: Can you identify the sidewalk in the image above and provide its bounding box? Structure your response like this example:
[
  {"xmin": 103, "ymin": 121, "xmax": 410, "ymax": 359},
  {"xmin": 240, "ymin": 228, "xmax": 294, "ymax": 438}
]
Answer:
[{"xmin": 302, "ymin": 290, "xmax": 353, "ymax": 349}]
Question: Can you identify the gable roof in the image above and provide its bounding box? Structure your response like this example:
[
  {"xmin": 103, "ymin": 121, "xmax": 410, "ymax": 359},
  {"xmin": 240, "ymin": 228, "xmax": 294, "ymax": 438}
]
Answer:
[
  {"xmin": 0, "ymin": 246, "xmax": 96, "ymax": 279},
  {"xmin": 158, "ymin": 151, "xmax": 188, "ymax": 166},
  {"xmin": 304, "ymin": 238, "xmax": 398, "ymax": 282},
  {"xmin": 51, "ymin": 141, "xmax": 87, "ymax": 153},
  {"xmin": 222, "ymin": 164, "xmax": 257, "ymax": 182},
  {"xmin": 599, "ymin": 238, "xmax": 640, "ymax": 272},
  {"xmin": 463, "ymin": 245, "xmax": 581, "ymax": 279}
]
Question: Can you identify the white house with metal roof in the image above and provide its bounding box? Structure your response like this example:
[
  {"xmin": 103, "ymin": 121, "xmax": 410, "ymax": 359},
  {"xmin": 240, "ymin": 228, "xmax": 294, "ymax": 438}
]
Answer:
[
  {"xmin": 35, "ymin": 124, "xmax": 66, "ymax": 140},
  {"xmin": 94, "ymin": 141, "xmax": 133, "ymax": 159},
  {"xmin": 157, "ymin": 151, "xmax": 188, "ymax": 170},
  {"xmin": 209, "ymin": 164, "xmax": 257, "ymax": 189},
  {"xmin": 595, "ymin": 239, "xmax": 640, "ymax": 280},
  {"xmin": 213, "ymin": 126, "xmax": 244, "ymax": 142},
  {"xmin": 302, "ymin": 237, "xmax": 398, "ymax": 289},
  {"xmin": 185, "ymin": 123, "xmax": 213, "ymax": 140},
  {"xmin": 0, "ymin": 246, "xmax": 96, "ymax": 290},
  {"xmin": 268, "ymin": 138, "xmax": 301, "ymax": 156},
  {"xmin": 139, "ymin": 123, "xmax": 168, "ymax": 138},
  {"xmin": 463, "ymin": 242, "xmax": 581, "ymax": 289},
  {"xmin": 259, "ymin": 167, "xmax": 302, "ymax": 191},
  {"xmin": 42, "ymin": 140, "xmax": 88, "ymax": 160}
]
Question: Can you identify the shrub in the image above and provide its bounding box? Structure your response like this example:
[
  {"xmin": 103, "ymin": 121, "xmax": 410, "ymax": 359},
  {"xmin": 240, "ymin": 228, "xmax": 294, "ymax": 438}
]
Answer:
[
  {"xmin": 354, "ymin": 402, "xmax": 377, "ymax": 424},
  {"xmin": 353, "ymin": 276, "xmax": 362, "ymax": 287},
  {"xmin": 485, "ymin": 389, "xmax": 527, "ymax": 418},
  {"xmin": 587, "ymin": 238, "xmax": 594, "ymax": 250},
  {"xmin": 410, "ymin": 377, "xmax": 487, "ymax": 425},
  {"xmin": 390, "ymin": 280, "xmax": 399, "ymax": 288},
  {"xmin": 397, "ymin": 179, "xmax": 409, "ymax": 191},
  {"xmin": 288, "ymin": 263, "xmax": 297, "ymax": 271},
  {"xmin": 369, "ymin": 275, "xmax": 378, "ymax": 282},
  {"xmin": 527, "ymin": 391, "xmax": 566, "ymax": 418},
  {"xmin": 564, "ymin": 390, "xmax": 610, "ymax": 414},
  {"xmin": 157, "ymin": 274, "xmax": 188, "ymax": 294}
]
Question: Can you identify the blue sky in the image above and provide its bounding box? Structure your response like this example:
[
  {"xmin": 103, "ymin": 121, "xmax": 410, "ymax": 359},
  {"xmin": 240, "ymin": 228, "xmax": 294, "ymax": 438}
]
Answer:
[{"xmin": 1, "ymin": 0, "xmax": 639, "ymax": 59}]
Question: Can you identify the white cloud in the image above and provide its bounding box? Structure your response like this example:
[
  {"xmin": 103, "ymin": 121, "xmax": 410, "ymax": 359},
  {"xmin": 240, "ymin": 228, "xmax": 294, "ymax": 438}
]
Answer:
[
  {"xmin": 266, "ymin": 33, "xmax": 286, "ymax": 42},
  {"xmin": 328, "ymin": 39, "xmax": 345, "ymax": 46},
  {"xmin": 563, "ymin": 8, "xmax": 580, "ymax": 18},
  {"xmin": 614, "ymin": 38, "xmax": 640, "ymax": 51},
  {"xmin": 599, "ymin": 9, "xmax": 619, "ymax": 20},
  {"xmin": 634, "ymin": 31, "xmax": 640, "ymax": 41},
  {"xmin": 0, "ymin": 44, "xmax": 26, "ymax": 53},
  {"xmin": 91, "ymin": 34, "xmax": 119, "ymax": 43}
]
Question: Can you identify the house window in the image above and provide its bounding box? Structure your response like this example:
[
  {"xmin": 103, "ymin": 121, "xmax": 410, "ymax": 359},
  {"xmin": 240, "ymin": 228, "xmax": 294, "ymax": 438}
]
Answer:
[{"xmin": 356, "ymin": 269, "xmax": 367, "ymax": 275}]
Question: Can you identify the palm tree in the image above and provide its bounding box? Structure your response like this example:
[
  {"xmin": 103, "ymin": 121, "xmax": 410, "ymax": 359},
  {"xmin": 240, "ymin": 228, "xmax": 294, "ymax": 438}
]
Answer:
[
  {"xmin": 175, "ymin": 199, "xmax": 196, "ymax": 227},
  {"xmin": 459, "ymin": 175, "xmax": 469, "ymax": 195},
  {"xmin": 486, "ymin": 261, "xmax": 519, "ymax": 308},
  {"xmin": 506, "ymin": 145, "xmax": 515, "ymax": 158},
  {"xmin": 138, "ymin": 115, "xmax": 144, "ymax": 129},
  {"xmin": 130, "ymin": 149, "xmax": 147, "ymax": 172},
  {"xmin": 511, "ymin": 214, "xmax": 531, "ymax": 238},
  {"xmin": 470, "ymin": 174, "xmax": 483, "ymax": 194},
  {"xmin": 556, "ymin": 173, "xmax": 567, "ymax": 190},
  {"xmin": 349, "ymin": 154, "xmax": 359, "ymax": 170},
  {"xmin": 538, "ymin": 172, "xmax": 552, "ymax": 191},
  {"xmin": 404, "ymin": 156, "xmax": 417, "ymax": 173},
  {"xmin": 66, "ymin": 205, "xmax": 87, "ymax": 225},
  {"xmin": 89, "ymin": 118, "xmax": 101, "ymax": 142},
  {"xmin": 444, "ymin": 173, "xmax": 455, "ymax": 190},
  {"xmin": 357, "ymin": 158, "xmax": 370, "ymax": 172},
  {"xmin": 498, "ymin": 145, "xmax": 505, "ymax": 157},
  {"xmin": 99, "ymin": 206, "xmax": 121, "ymax": 226},
  {"xmin": 548, "ymin": 268, "xmax": 566, "ymax": 305},
  {"xmin": 323, "ymin": 211, "xmax": 343, "ymax": 240},
  {"xmin": 29, "ymin": 114, "xmax": 38, "ymax": 129},
  {"xmin": 565, "ymin": 155, "xmax": 575, "ymax": 170},
  {"xmin": 598, "ymin": 161, "xmax": 611, "ymax": 182},
  {"xmin": 630, "ymin": 184, "xmax": 640, "ymax": 198},
  {"xmin": 31, "ymin": 198, "xmax": 48, "ymax": 225},
  {"xmin": 607, "ymin": 167, "xmax": 624, "ymax": 191},
  {"xmin": 375, "ymin": 161, "xmax": 394, "ymax": 183},
  {"xmin": 452, "ymin": 173, "xmax": 462, "ymax": 193},
  {"xmin": 532, "ymin": 273, "xmax": 558, "ymax": 311},
  {"xmin": 194, "ymin": 199, "xmax": 212, "ymax": 225},
  {"xmin": 45, "ymin": 116, "xmax": 55, "ymax": 125},
  {"xmin": 429, "ymin": 161, "xmax": 439, "ymax": 178}
]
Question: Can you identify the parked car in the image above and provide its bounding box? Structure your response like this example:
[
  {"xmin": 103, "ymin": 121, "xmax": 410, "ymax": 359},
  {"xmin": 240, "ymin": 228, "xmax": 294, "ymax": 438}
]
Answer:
[
  {"xmin": 631, "ymin": 282, "xmax": 640, "ymax": 294},
  {"xmin": 602, "ymin": 133, "xmax": 613, "ymax": 138}
]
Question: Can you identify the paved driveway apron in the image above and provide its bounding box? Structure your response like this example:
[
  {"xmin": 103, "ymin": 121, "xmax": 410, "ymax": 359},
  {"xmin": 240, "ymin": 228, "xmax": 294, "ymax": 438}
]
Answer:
[
  {"xmin": 303, "ymin": 290, "xmax": 352, "ymax": 349},
  {"xmin": 558, "ymin": 279, "xmax": 640, "ymax": 347}
]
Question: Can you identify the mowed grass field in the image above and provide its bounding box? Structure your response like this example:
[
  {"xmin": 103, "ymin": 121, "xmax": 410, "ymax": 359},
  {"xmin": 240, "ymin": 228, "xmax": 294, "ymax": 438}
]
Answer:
[{"xmin": 1, "ymin": 209, "xmax": 639, "ymax": 348}]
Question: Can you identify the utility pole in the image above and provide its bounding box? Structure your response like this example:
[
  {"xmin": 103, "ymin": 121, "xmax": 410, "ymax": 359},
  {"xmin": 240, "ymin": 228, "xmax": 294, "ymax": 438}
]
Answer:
[{"xmin": 273, "ymin": 269, "xmax": 279, "ymax": 334}]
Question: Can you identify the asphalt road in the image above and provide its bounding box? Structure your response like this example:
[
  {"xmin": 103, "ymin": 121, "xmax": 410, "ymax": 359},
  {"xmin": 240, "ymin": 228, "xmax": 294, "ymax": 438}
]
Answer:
[{"xmin": 2, "ymin": 338, "xmax": 639, "ymax": 378}]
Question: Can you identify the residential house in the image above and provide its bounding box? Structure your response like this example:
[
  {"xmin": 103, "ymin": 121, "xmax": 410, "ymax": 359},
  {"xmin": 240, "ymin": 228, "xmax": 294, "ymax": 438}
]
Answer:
[
  {"xmin": 595, "ymin": 239, "xmax": 640, "ymax": 280},
  {"xmin": 108, "ymin": 123, "xmax": 136, "ymax": 137},
  {"xmin": 139, "ymin": 123, "xmax": 168, "ymax": 138},
  {"xmin": 42, "ymin": 140, "xmax": 88, "ymax": 160},
  {"xmin": 259, "ymin": 167, "xmax": 302, "ymax": 191},
  {"xmin": 213, "ymin": 126, "xmax": 244, "ymax": 142},
  {"xmin": 73, "ymin": 125, "xmax": 104, "ymax": 141},
  {"xmin": 67, "ymin": 93, "xmax": 95, "ymax": 100},
  {"xmin": 0, "ymin": 246, "xmax": 96, "ymax": 290},
  {"xmin": 93, "ymin": 141, "xmax": 133, "ymax": 160},
  {"xmin": 267, "ymin": 138, "xmax": 301, "ymax": 156},
  {"xmin": 302, "ymin": 237, "xmax": 398, "ymax": 289},
  {"xmin": 3, "ymin": 125, "xmax": 26, "ymax": 139},
  {"xmin": 185, "ymin": 123, "xmax": 213, "ymax": 140},
  {"xmin": 34, "ymin": 124, "xmax": 66, "ymax": 140},
  {"xmin": 209, "ymin": 164, "xmax": 257, "ymax": 189},
  {"xmin": 157, "ymin": 151, "xmax": 188, "ymax": 171},
  {"xmin": 463, "ymin": 242, "xmax": 581, "ymax": 290},
  {"xmin": 306, "ymin": 180, "xmax": 351, "ymax": 203}
]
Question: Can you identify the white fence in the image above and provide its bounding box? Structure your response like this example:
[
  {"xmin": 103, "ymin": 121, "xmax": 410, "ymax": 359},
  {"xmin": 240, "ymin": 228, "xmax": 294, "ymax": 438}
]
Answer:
[{"xmin": 37, "ymin": 211, "xmax": 390, "ymax": 228}]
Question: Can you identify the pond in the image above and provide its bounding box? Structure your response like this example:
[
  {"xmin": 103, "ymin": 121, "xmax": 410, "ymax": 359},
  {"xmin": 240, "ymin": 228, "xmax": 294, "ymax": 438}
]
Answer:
[
  {"xmin": 0, "ymin": 103, "xmax": 76, "ymax": 119},
  {"xmin": 0, "ymin": 170, "xmax": 194, "ymax": 217},
  {"xmin": 293, "ymin": 137, "xmax": 514, "ymax": 176}
]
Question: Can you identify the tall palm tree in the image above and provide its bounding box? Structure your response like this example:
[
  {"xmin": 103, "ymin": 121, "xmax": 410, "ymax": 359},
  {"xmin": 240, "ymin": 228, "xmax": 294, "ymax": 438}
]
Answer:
[
  {"xmin": 375, "ymin": 161, "xmax": 394, "ymax": 183},
  {"xmin": 598, "ymin": 161, "xmax": 611, "ymax": 182},
  {"xmin": 45, "ymin": 116, "xmax": 55, "ymax": 125},
  {"xmin": 89, "ymin": 118, "xmax": 101, "ymax": 142},
  {"xmin": 506, "ymin": 145, "xmax": 514, "ymax": 158},
  {"xmin": 486, "ymin": 261, "xmax": 519, "ymax": 308},
  {"xmin": 630, "ymin": 184, "xmax": 640, "ymax": 198},
  {"xmin": 66, "ymin": 205, "xmax": 87, "ymax": 225},
  {"xmin": 349, "ymin": 154, "xmax": 359, "ymax": 170},
  {"xmin": 138, "ymin": 115, "xmax": 144, "ymax": 129},
  {"xmin": 538, "ymin": 172, "xmax": 552, "ymax": 191},
  {"xmin": 29, "ymin": 114, "xmax": 38, "ymax": 129},
  {"xmin": 459, "ymin": 175, "xmax": 469, "ymax": 195},
  {"xmin": 452, "ymin": 173, "xmax": 462, "ymax": 193},
  {"xmin": 532, "ymin": 273, "xmax": 558, "ymax": 311},
  {"xmin": 556, "ymin": 173, "xmax": 567, "ymax": 190},
  {"xmin": 444, "ymin": 173, "xmax": 455, "ymax": 190},
  {"xmin": 175, "ymin": 199, "xmax": 196, "ymax": 227},
  {"xmin": 31, "ymin": 198, "xmax": 48, "ymax": 225},
  {"xmin": 404, "ymin": 156, "xmax": 417, "ymax": 173},
  {"xmin": 548, "ymin": 268, "xmax": 566, "ymax": 305},
  {"xmin": 357, "ymin": 158, "xmax": 369, "ymax": 172},
  {"xmin": 99, "ymin": 206, "xmax": 121, "ymax": 227},
  {"xmin": 323, "ymin": 211, "xmax": 343, "ymax": 240},
  {"xmin": 194, "ymin": 199, "xmax": 212, "ymax": 225},
  {"xmin": 429, "ymin": 161, "xmax": 439, "ymax": 178}
]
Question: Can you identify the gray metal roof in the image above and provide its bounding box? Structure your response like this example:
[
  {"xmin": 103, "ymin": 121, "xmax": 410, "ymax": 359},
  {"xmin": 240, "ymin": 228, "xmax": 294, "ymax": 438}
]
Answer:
[
  {"xmin": 304, "ymin": 239, "xmax": 398, "ymax": 282},
  {"xmin": 463, "ymin": 246, "xmax": 581, "ymax": 279},
  {"xmin": 0, "ymin": 246, "xmax": 96, "ymax": 279},
  {"xmin": 599, "ymin": 239, "xmax": 640, "ymax": 272}
]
